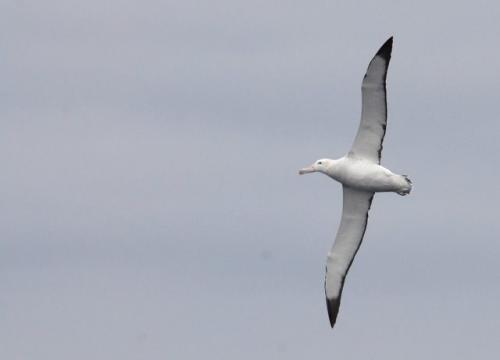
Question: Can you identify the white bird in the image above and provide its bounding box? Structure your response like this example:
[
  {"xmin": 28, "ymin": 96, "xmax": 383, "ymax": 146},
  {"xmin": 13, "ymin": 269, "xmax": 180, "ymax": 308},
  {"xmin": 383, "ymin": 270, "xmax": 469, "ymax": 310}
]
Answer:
[{"xmin": 299, "ymin": 37, "xmax": 412, "ymax": 328}]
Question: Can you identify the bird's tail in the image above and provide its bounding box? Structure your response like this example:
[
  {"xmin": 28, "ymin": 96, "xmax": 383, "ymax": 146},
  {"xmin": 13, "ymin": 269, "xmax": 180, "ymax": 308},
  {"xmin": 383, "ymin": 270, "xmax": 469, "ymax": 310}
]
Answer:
[{"xmin": 397, "ymin": 175, "xmax": 412, "ymax": 196}]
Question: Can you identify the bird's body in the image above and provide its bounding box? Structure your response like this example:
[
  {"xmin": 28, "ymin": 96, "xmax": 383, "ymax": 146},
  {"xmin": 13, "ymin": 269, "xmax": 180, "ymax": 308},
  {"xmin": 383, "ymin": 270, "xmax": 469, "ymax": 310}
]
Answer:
[
  {"xmin": 299, "ymin": 37, "xmax": 412, "ymax": 328},
  {"xmin": 315, "ymin": 156, "xmax": 411, "ymax": 194}
]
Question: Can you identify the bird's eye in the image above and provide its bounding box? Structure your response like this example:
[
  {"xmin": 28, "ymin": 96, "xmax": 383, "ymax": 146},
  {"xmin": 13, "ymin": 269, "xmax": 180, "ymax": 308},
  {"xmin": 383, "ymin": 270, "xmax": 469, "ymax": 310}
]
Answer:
[{"xmin": 318, "ymin": 161, "xmax": 322, "ymax": 165}]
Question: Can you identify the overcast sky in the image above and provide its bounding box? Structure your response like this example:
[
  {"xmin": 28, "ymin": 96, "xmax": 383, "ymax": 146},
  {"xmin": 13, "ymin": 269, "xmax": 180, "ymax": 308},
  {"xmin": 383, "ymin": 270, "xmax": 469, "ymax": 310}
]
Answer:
[{"xmin": 1, "ymin": 0, "xmax": 500, "ymax": 359}]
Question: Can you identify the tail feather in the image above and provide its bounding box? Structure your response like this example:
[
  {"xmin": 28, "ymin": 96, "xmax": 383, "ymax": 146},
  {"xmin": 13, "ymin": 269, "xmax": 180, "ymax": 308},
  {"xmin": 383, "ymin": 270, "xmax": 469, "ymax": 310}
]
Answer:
[{"xmin": 398, "ymin": 175, "xmax": 412, "ymax": 196}]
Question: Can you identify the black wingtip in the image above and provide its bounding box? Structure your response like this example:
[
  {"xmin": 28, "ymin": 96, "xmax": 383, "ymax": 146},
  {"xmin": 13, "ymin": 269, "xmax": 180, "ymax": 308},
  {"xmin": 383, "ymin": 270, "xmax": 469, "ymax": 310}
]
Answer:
[
  {"xmin": 326, "ymin": 297, "xmax": 341, "ymax": 328},
  {"xmin": 376, "ymin": 37, "xmax": 393, "ymax": 61}
]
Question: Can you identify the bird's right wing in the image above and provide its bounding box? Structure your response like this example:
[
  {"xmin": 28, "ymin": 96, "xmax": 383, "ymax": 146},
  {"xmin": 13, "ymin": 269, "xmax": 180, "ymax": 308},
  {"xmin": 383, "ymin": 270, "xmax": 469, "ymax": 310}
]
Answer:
[{"xmin": 325, "ymin": 186, "xmax": 374, "ymax": 328}]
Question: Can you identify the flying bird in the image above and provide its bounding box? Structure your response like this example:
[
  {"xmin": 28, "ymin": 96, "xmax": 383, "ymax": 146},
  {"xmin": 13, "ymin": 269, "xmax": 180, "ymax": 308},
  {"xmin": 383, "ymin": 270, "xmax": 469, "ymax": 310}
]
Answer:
[{"xmin": 299, "ymin": 37, "xmax": 412, "ymax": 328}]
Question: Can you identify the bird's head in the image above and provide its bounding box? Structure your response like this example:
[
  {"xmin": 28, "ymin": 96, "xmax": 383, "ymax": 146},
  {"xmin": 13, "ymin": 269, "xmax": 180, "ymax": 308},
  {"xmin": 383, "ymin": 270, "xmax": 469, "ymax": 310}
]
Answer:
[{"xmin": 298, "ymin": 159, "xmax": 332, "ymax": 175}]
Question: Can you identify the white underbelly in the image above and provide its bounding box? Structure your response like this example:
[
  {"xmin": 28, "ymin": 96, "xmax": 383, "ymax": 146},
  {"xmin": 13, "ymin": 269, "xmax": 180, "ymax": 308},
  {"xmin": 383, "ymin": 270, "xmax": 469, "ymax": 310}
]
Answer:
[{"xmin": 329, "ymin": 159, "xmax": 403, "ymax": 192}]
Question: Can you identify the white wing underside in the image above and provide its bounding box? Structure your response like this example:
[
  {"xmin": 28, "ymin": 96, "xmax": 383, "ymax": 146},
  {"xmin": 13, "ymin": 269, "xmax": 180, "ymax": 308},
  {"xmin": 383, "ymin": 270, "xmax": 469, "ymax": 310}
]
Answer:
[
  {"xmin": 325, "ymin": 186, "xmax": 374, "ymax": 327},
  {"xmin": 349, "ymin": 37, "xmax": 392, "ymax": 164}
]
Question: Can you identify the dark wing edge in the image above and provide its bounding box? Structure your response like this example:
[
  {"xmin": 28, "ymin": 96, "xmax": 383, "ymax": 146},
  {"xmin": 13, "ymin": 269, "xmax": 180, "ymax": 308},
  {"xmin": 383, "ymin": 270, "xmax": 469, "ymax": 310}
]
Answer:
[
  {"xmin": 370, "ymin": 37, "xmax": 392, "ymax": 77},
  {"xmin": 372, "ymin": 37, "xmax": 391, "ymax": 162}
]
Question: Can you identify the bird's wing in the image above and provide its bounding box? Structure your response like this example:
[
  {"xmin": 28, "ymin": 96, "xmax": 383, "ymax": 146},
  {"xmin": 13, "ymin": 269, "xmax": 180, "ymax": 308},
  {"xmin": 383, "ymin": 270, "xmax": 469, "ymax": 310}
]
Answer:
[
  {"xmin": 349, "ymin": 37, "xmax": 393, "ymax": 164},
  {"xmin": 325, "ymin": 186, "xmax": 374, "ymax": 328}
]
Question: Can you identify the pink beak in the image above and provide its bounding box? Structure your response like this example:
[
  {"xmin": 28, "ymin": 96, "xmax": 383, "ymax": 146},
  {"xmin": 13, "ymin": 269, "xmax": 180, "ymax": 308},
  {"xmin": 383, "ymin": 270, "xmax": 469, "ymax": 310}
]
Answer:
[{"xmin": 298, "ymin": 166, "xmax": 316, "ymax": 175}]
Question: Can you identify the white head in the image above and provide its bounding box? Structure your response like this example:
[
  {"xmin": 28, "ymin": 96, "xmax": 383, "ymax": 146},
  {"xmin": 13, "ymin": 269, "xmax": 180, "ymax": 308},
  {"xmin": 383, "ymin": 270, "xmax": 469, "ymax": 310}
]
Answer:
[{"xmin": 298, "ymin": 159, "xmax": 332, "ymax": 175}]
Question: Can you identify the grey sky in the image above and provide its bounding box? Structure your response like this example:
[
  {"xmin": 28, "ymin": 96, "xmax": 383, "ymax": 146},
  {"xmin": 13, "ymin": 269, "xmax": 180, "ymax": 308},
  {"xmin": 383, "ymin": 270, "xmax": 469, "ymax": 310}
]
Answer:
[{"xmin": 1, "ymin": 0, "xmax": 499, "ymax": 359}]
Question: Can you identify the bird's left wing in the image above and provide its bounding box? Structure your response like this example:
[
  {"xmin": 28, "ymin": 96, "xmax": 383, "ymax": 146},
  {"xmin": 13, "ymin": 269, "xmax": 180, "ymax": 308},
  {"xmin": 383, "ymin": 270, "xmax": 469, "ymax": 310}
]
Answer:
[
  {"xmin": 349, "ymin": 37, "xmax": 392, "ymax": 164},
  {"xmin": 325, "ymin": 186, "xmax": 374, "ymax": 328}
]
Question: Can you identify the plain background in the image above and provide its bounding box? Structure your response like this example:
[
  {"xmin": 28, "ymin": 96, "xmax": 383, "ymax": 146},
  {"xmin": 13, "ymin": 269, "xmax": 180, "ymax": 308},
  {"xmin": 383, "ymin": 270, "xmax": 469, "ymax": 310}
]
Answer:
[{"xmin": 1, "ymin": 0, "xmax": 499, "ymax": 359}]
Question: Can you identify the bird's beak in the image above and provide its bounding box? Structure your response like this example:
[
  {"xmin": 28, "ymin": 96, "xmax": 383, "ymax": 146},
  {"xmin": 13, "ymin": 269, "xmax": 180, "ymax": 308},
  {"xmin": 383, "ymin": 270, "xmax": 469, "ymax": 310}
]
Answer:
[{"xmin": 298, "ymin": 166, "xmax": 316, "ymax": 175}]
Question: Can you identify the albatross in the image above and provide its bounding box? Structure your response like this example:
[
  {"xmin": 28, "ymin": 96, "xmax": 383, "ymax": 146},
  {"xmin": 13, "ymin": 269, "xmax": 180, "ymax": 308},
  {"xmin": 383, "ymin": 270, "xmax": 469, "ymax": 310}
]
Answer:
[{"xmin": 299, "ymin": 37, "xmax": 412, "ymax": 328}]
